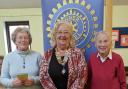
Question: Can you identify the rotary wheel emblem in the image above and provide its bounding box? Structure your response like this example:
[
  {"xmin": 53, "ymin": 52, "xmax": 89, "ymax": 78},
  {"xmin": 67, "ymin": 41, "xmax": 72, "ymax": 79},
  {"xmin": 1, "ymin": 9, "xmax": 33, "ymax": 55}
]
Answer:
[{"xmin": 46, "ymin": 0, "xmax": 99, "ymax": 48}]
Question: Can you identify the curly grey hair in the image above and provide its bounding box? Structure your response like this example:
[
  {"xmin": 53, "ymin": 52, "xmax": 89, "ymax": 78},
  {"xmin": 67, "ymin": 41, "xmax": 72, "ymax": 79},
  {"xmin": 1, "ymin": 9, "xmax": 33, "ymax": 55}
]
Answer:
[{"xmin": 11, "ymin": 27, "xmax": 32, "ymax": 44}]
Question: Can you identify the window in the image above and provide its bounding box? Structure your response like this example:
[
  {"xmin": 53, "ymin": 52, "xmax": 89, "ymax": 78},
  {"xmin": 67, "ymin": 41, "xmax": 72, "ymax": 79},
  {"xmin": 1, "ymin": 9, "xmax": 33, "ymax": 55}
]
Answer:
[{"xmin": 5, "ymin": 21, "xmax": 29, "ymax": 52}]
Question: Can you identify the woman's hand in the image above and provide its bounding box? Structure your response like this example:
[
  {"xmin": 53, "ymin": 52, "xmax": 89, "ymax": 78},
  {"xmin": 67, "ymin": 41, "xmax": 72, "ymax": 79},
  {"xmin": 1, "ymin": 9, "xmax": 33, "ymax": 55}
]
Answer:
[
  {"xmin": 12, "ymin": 78, "xmax": 23, "ymax": 87},
  {"xmin": 24, "ymin": 79, "xmax": 34, "ymax": 86}
]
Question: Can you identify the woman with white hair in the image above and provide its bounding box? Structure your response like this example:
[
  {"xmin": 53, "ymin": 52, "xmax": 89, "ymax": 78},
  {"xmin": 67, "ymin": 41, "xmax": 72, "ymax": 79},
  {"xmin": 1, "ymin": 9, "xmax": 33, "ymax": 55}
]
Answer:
[{"xmin": 87, "ymin": 31, "xmax": 126, "ymax": 89}]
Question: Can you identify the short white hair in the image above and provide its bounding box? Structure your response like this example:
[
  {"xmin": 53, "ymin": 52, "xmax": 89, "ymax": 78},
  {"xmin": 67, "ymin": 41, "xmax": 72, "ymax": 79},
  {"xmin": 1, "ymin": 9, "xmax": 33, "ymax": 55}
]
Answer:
[{"xmin": 95, "ymin": 31, "xmax": 111, "ymax": 42}]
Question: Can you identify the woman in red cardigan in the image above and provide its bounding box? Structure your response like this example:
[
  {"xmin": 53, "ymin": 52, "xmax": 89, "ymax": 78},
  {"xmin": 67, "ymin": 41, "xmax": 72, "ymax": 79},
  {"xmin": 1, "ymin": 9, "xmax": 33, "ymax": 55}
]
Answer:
[
  {"xmin": 87, "ymin": 31, "xmax": 126, "ymax": 89},
  {"xmin": 39, "ymin": 21, "xmax": 88, "ymax": 89}
]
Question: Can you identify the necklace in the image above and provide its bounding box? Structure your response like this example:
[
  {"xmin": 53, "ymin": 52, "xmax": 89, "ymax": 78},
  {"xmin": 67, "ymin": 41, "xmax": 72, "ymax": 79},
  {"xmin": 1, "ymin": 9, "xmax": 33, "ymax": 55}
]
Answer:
[{"xmin": 55, "ymin": 50, "xmax": 69, "ymax": 74}]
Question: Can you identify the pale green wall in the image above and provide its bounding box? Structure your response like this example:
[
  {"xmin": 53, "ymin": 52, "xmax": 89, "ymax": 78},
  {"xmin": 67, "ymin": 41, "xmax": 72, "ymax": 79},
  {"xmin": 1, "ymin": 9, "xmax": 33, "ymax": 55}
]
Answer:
[
  {"xmin": 0, "ymin": 6, "xmax": 128, "ymax": 66},
  {"xmin": 0, "ymin": 8, "xmax": 44, "ymax": 55},
  {"xmin": 112, "ymin": 6, "xmax": 128, "ymax": 66}
]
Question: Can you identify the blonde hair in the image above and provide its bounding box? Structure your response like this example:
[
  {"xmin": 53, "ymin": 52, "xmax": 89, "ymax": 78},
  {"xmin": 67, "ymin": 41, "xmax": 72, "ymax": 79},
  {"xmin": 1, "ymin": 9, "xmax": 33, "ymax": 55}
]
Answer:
[
  {"xmin": 50, "ymin": 21, "xmax": 76, "ymax": 48},
  {"xmin": 11, "ymin": 27, "xmax": 32, "ymax": 44}
]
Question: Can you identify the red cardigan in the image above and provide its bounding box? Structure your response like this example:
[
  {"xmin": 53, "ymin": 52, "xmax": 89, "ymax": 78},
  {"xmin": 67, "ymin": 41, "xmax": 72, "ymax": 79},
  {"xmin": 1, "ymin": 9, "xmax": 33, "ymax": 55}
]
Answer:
[
  {"xmin": 88, "ymin": 52, "xmax": 126, "ymax": 89},
  {"xmin": 40, "ymin": 48, "xmax": 88, "ymax": 89}
]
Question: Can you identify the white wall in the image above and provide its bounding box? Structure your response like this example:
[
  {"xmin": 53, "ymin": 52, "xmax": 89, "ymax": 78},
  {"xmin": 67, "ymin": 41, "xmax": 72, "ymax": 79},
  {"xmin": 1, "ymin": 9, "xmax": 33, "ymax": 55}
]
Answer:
[
  {"xmin": 0, "ymin": 8, "xmax": 44, "ymax": 55},
  {"xmin": 112, "ymin": 6, "xmax": 128, "ymax": 66}
]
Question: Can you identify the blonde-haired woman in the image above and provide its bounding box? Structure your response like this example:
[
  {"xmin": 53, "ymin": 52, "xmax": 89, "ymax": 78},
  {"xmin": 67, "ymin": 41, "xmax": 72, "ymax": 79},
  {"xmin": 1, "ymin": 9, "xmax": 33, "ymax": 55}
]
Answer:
[{"xmin": 40, "ymin": 21, "xmax": 88, "ymax": 89}]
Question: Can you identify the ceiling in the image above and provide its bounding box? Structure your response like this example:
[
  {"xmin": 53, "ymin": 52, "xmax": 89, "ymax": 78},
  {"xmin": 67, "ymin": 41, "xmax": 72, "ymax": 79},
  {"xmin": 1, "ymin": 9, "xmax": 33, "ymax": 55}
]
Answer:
[
  {"xmin": 0, "ymin": 0, "xmax": 128, "ymax": 9},
  {"xmin": 0, "ymin": 0, "xmax": 41, "ymax": 9}
]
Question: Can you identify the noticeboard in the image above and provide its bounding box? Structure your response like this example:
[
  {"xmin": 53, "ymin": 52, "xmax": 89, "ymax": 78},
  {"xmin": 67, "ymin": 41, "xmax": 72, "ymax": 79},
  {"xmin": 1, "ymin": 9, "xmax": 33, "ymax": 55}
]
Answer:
[{"xmin": 112, "ymin": 27, "xmax": 128, "ymax": 48}]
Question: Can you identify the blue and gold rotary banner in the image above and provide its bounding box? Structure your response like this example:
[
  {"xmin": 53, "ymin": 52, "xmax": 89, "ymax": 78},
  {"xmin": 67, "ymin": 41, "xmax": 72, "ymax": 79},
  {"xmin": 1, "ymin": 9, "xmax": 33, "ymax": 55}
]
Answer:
[{"xmin": 42, "ymin": 0, "xmax": 104, "ymax": 61}]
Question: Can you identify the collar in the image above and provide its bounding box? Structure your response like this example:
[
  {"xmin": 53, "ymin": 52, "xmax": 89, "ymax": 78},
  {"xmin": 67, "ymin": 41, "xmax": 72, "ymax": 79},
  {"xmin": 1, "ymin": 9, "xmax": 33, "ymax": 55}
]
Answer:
[
  {"xmin": 16, "ymin": 50, "xmax": 31, "ymax": 55},
  {"xmin": 97, "ymin": 50, "xmax": 112, "ymax": 63}
]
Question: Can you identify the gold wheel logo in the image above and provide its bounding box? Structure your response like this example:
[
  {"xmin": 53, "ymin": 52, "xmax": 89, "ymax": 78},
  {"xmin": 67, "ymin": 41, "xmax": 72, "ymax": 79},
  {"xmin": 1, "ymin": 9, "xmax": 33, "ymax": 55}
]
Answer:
[{"xmin": 46, "ymin": 0, "xmax": 99, "ymax": 48}]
